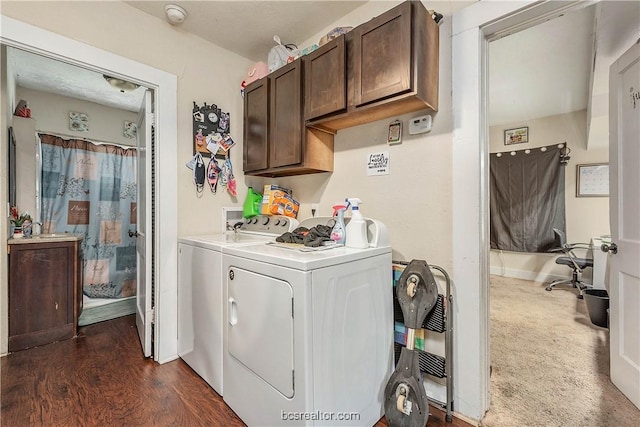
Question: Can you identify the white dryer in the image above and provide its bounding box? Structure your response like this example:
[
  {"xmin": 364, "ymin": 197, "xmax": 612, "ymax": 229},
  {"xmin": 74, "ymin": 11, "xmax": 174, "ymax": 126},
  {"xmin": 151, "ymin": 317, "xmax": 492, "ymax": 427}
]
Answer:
[
  {"xmin": 222, "ymin": 218, "xmax": 393, "ymax": 426},
  {"xmin": 177, "ymin": 215, "xmax": 298, "ymax": 395}
]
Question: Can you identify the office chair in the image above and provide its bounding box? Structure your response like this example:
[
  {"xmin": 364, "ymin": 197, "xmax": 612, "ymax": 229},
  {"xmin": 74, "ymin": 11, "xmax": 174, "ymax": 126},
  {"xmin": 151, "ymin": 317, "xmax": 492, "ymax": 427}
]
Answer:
[{"xmin": 546, "ymin": 228, "xmax": 593, "ymax": 299}]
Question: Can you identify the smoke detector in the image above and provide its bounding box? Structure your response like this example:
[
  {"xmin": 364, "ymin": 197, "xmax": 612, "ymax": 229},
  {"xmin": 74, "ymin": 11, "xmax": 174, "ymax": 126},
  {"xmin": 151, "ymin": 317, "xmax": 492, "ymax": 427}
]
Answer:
[{"xmin": 165, "ymin": 4, "xmax": 187, "ymax": 25}]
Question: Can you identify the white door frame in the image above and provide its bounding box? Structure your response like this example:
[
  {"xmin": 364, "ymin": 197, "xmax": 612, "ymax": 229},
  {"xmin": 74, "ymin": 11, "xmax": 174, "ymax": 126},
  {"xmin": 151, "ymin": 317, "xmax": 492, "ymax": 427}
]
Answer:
[
  {"xmin": 0, "ymin": 16, "xmax": 178, "ymax": 363},
  {"xmin": 451, "ymin": 0, "xmax": 592, "ymax": 420}
]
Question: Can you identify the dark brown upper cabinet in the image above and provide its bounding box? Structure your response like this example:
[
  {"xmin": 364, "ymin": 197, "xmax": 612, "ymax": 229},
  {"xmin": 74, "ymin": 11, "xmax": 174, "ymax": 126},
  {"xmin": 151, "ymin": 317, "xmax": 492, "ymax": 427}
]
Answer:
[
  {"xmin": 309, "ymin": 0, "xmax": 439, "ymax": 132},
  {"xmin": 243, "ymin": 60, "xmax": 334, "ymax": 177},
  {"xmin": 243, "ymin": 77, "xmax": 269, "ymax": 172},
  {"xmin": 303, "ymin": 36, "xmax": 347, "ymax": 121},
  {"xmin": 242, "ymin": 0, "xmax": 438, "ymax": 176},
  {"xmin": 269, "ymin": 61, "xmax": 303, "ymax": 168},
  {"xmin": 352, "ymin": 4, "xmax": 412, "ymax": 107}
]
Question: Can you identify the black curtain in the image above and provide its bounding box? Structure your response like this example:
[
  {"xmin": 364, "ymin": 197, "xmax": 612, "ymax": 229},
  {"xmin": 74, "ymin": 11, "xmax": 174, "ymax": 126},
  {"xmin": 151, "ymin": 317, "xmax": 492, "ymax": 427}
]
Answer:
[{"xmin": 490, "ymin": 144, "xmax": 566, "ymax": 252}]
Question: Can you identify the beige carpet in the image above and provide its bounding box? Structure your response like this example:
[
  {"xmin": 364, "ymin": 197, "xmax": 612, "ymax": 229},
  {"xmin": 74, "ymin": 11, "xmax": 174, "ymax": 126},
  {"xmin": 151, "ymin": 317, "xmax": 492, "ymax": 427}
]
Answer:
[{"xmin": 481, "ymin": 276, "xmax": 639, "ymax": 427}]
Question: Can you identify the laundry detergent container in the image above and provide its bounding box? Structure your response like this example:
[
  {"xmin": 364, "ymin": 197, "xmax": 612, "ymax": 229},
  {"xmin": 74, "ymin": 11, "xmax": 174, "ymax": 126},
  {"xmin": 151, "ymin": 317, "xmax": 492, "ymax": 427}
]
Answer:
[{"xmin": 584, "ymin": 289, "xmax": 609, "ymax": 328}]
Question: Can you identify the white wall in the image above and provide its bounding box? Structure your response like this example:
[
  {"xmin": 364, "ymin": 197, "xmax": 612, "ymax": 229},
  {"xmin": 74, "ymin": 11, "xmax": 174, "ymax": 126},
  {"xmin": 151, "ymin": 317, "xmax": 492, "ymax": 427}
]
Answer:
[
  {"xmin": 17, "ymin": 87, "xmax": 138, "ymax": 147},
  {"xmin": 489, "ymin": 110, "xmax": 609, "ymax": 281}
]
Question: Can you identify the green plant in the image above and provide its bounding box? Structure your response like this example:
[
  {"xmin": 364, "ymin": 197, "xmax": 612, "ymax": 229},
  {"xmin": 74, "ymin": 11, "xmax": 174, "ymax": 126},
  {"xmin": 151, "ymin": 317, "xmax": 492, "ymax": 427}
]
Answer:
[{"xmin": 10, "ymin": 207, "xmax": 31, "ymax": 227}]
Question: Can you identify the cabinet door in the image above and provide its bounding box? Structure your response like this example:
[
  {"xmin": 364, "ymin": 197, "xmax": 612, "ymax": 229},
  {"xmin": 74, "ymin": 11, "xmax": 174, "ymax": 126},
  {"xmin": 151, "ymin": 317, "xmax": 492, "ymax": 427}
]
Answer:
[
  {"xmin": 351, "ymin": 1, "xmax": 412, "ymax": 107},
  {"xmin": 9, "ymin": 244, "xmax": 72, "ymax": 337},
  {"xmin": 269, "ymin": 61, "xmax": 302, "ymax": 168},
  {"xmin": 304, "ymin": 36, "xmax": 346, "ymax": 120},
  {"xmin": 243, "ymin": 78, "xmax": 269, "ymax": 172}
]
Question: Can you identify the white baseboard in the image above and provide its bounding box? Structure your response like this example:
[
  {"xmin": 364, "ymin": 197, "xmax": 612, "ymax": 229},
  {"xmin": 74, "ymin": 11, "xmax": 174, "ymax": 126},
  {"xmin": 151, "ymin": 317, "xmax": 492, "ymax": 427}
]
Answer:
[{"xmin": 489, "ymin": 266, "xmax": 568, "ymax": 284}]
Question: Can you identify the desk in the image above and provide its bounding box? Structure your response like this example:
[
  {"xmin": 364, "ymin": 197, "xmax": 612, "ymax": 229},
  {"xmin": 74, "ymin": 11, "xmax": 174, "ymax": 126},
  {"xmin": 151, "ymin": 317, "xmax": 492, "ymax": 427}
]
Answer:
[{"xmin": 586, "ymin": 237, "xmax": 609, "ymax": 290}]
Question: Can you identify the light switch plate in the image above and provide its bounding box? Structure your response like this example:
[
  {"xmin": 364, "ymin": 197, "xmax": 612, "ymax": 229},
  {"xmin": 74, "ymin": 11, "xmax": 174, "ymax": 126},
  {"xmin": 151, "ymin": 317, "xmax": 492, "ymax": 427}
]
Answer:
[{"xmin": 408, "ymin": 114, "xmax": 432, "ymax": 135}]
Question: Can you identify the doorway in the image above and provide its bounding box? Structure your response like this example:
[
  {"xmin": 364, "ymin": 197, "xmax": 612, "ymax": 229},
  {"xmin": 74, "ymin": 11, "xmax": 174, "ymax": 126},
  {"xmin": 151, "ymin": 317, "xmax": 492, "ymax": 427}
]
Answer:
[
  {"xmin": 0, "ymin": 16, "xmax": 178, "ymax": 363},
  {"xmin": 452, "ymin": 0, "xmax": 640, "ymax": 421},
  {"xmin": 486, "ymin": 3, "xmax": 612, "ymax": 420},
  {"xmin": 7, "ymin": 46, "xmax": 145, "ymax": 326}
]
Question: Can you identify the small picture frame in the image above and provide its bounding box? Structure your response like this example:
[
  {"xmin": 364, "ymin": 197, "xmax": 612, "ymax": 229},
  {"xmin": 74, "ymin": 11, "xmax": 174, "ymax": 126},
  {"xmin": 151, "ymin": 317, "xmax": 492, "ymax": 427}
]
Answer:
[
  {"xmin": 69, "ymin": 111, "xmax": 89, "ymax": 132},
  {"xmin": 123, "ymin": 121, "xmax": 137, "ymax": 139},
  {"xmin": 504, "ymin": 126, "xmax": 528, "ymax": 145},
  {"xmin": 576, "ymin": 163, "xmax": 609, "ymax": 197}
]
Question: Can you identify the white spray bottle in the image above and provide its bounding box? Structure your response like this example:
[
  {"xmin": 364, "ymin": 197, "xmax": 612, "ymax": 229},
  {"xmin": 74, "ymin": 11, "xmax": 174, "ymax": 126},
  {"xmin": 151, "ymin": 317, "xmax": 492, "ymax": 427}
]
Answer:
[
  {"xmin": 345, "ymin": 198, "xmax": 368, "ymax": 249},
  {"xmin": 330, "ymin": 204, "xmax": 347, "ymax": 245}
]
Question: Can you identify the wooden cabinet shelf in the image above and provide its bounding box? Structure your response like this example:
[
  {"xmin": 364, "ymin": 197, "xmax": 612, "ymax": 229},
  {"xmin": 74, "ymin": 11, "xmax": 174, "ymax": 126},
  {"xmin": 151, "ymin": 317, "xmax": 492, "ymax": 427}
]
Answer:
[
  {"xmin": 309, "ymin": 1, "xmax": 439, "ymax": 132},
  {"xmin": 8, "ymin": 238, "xmax": 83, "ymax": 351},
  {"xmin": 243, "ymin": 60, "xmax": 334, "ymax": 177}
]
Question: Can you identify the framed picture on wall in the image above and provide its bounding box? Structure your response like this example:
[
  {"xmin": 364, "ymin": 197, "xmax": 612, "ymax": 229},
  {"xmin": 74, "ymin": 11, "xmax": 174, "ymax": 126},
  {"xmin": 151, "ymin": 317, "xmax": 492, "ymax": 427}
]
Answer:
[
  {"xmin": 504, "ymin": 126, "xmax": 528, "ymax": 145},
  {"xmin": 123, "ymin": 121, "xmax": 137, "ymax": 139},
  {"xmin": 576, "ymin": 163, "xmax": 609, "ymax": 197},
  {"xmin": 69, "ymin": 111, "xmax": 89, "ymax": 132}
]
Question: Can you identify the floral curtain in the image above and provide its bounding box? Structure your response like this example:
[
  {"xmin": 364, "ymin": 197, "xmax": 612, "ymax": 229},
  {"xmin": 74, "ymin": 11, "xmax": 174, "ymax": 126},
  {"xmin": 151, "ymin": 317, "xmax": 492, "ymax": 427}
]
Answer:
[{"xmin": 39, "ymin": 133, "xmax": 137, "ymax": 299}]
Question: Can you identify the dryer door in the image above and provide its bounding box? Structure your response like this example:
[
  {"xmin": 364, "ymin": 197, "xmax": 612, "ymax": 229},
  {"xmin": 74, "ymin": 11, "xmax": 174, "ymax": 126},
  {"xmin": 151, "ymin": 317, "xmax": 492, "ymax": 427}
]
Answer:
[{"xmin": 228, "ymin": 267, "xmax": 294, "ymax": 398}]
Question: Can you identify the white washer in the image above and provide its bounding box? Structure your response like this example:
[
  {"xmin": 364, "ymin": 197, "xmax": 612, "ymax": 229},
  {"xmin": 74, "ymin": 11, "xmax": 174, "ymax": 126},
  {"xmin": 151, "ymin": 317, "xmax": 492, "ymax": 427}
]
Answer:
[
  {"xmin": 177, "ymin": 214, "xmax": 298, "ymax": 395},
  {"xmin": 222, "ymin": 218, "xmax": 393, "ymax": 426}
]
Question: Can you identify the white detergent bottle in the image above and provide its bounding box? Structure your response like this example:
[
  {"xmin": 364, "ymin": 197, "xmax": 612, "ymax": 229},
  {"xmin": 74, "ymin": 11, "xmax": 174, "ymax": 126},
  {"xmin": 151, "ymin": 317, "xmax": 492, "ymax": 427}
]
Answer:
[{"xmin": 345, "ymin": 198, "xmax": 368, "ymax": 248}]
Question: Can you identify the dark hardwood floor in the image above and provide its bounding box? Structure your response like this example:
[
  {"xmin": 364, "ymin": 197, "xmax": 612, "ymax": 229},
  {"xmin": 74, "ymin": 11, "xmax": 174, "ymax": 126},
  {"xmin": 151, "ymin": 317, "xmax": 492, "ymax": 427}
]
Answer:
[{"xmin": 1, "ymin": 315, "xmax": 470, "ymax": 427}]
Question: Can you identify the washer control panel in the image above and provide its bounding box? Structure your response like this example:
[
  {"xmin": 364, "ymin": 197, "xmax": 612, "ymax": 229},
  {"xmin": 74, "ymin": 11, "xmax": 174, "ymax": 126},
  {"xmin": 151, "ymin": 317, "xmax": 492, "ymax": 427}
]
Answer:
[{"xmin": 240, "ymin": 215, "xmax": 298, "ymax": 235}]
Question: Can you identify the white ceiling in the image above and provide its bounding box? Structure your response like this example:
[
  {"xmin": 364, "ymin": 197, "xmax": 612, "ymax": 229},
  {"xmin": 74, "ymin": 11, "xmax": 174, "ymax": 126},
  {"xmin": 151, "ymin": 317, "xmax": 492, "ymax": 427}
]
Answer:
[
  {"xmin": 124, "ymin": 1, "xmax": 367, "ymax": 62},
  {"xmin": 489, "ymin": 6, "xmax": 595, "ymax": 127}
]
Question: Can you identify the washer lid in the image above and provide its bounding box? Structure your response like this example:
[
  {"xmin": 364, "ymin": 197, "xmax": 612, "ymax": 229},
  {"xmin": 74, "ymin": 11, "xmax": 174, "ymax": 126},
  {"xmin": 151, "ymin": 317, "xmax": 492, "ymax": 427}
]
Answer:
[
  {"xmin": 178, "ymin": 233, "xmax": 272, "ymax": 251},
  {"xmin": 224, "ymin": 242, "xmax": 391, "ymax": 271}
]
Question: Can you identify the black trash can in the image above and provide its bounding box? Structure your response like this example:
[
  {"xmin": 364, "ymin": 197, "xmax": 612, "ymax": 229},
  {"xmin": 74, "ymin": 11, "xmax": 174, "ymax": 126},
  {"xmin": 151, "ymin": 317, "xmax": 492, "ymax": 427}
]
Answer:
[{"xmin": 584, "ymin": 289, "xmax": 609, "ymax": 328}]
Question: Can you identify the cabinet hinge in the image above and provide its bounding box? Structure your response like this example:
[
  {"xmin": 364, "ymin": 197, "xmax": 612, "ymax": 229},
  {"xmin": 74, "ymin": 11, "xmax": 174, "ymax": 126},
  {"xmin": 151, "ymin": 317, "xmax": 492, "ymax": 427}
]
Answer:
[{"xmin": 7, "ymin": 245, "xmax": 10, "ymax": 255}]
